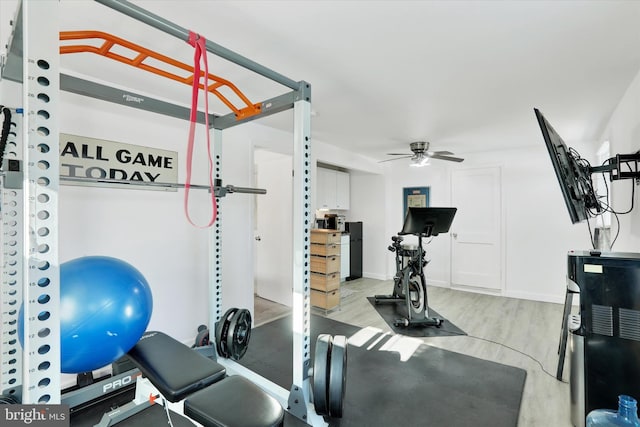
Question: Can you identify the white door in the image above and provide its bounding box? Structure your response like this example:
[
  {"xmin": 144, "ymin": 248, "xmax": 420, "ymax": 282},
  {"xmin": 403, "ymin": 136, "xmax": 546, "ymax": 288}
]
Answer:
[
  {"xmin": 254, "ymin": 150, "xmax": 292, "ymax": 306},
  {"xmin": 451, "ymin": 166, "xmax": 502, "ymax": 291}
]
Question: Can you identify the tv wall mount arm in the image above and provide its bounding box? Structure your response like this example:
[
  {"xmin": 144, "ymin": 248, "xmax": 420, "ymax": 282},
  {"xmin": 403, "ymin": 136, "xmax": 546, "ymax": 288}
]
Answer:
[{"xmin": 590, "ymin": 151, "xmax": 640, "ymax": 184}]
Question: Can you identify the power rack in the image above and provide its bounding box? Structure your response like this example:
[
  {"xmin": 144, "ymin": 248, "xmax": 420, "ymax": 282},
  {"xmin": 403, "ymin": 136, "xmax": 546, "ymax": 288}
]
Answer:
[{"xmin": 0, "ymin": 0, "xmax": 322, "ymax": 424}]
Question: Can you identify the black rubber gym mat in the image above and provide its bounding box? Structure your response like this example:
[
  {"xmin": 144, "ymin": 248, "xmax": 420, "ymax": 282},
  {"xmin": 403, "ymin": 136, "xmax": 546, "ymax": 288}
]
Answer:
[
  {"xmin": 241, "ymin": 314, "xmax": 526, "ymax": 427},
  {"xmin": 366, "ymin": 296, "xmax": 467, "ymax": 337}
]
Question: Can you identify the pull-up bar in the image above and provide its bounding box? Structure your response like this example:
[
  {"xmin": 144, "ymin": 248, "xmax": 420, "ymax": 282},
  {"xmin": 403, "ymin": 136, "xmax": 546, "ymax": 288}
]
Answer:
[
  {"xmin": 60, "ymin": 30, "xmax": 261, "ymax": 120},
  {"xmin": 94, "ymin": 0, "xmax": 301, "ymax": 91}
]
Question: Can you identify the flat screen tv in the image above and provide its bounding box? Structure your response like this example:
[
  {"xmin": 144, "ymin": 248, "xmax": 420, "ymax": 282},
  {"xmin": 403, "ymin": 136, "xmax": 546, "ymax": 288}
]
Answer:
[{"xmin": 534, "ymin": 108, "xmax": 599, "ymax": 224}]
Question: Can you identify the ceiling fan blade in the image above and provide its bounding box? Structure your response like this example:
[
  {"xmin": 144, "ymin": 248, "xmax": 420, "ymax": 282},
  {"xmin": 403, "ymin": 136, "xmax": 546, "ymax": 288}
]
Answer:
[
  {"xmin": 428, "ymin": 153, "xmax": 465, "ymax": 162},
  {"xmin": 432, "ymin": 150, "xmax": 454, "ymax": 155},
  {"xmin": 378, "ymin": 155, "xmax": 412, "ymax": 163},
  {"xmin": 385, "ymin": 153, "xmax": 412, "ymax": 156}
]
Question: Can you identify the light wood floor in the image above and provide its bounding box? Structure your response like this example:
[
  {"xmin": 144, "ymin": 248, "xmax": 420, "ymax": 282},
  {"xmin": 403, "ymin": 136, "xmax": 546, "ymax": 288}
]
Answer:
[{"xmin": 255, "ymin": 277, "xmax": 572, "ymax": 427}]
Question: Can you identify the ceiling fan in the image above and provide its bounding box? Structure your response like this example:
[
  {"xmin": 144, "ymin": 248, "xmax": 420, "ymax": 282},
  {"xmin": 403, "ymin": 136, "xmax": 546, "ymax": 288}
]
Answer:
[{"xmin": 379, "ymin": 141, "xmax": 464, "ymax": 167}]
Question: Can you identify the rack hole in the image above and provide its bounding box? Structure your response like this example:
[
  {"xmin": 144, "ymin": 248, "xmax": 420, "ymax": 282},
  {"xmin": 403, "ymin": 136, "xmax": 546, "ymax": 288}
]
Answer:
[
  {"xmin": 37, "ymin": 160, "xmax": 50, "ymax": 170},
  {"xmin": 37, "ymin": 60, "xmax": 50, "ymax": 70},
  {"xmin": 37, "ymin": 76, "xmax": 50, "ymax": 86},
  {"xmin": 38, "ymin": 394, "xmax": 51, "ymax": 404},
  {"xmin": 37, "ymin": 227, "xmax": 50, "ymax": 237},
  {"xmin": 38, "ymin": 177, "xmax": 50, "ymax": 187},
  {"xmin": 38, "ymin": 378, "xmax": 51, "ymax": 388},
  {"xmin": 37, "ymin": 143, "xmax": 50, "ymax": 153},
  {"xmin": 37, "ymin": 93, "xmax": 50, "ymax": 103},
  {"xmin": 38, "ymin": 194, "xmax": 50, "ymax": 203},
  {"xmin": 37, "ymin": 210, "xmax": 50, "ymax": 220},
  {"xmin": 38, "ymin": 311, "xmax": 50, "ymax": 321},
  {"xmin": 37, "ymin": 277, "xmax": 50, "ymax": 287},
  {"xmin": 37, "ymin": 261, "xmax": 50, "ymax": 271},
  {"xmin": 38, "ymin": 294, "xmax": 50, "ymax": 304},
  {"xmin": 38, "ymin": 243, "xmax": 50, "ymax": 253},
  {"xmin": 37, "ymin": 110, "xmax": 50, "ymax": 120},
  {"xmin": 38, "ymin": 361, "xmax": 50, "ymax": 371},
  {"xmin": 38, "ymin": 328, "xmax": 50, "ymax": 338},
  {"xmin": 37, "ymin": 127, "xmax": 50, "ymax": 137}
]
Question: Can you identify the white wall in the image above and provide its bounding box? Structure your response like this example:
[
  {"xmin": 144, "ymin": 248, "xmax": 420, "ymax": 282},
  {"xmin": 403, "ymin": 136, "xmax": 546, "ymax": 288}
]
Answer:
[
  {"xmin": 461, "ymin": 145, "xmax": 594, "ymax": 302},
  {"xmin": 1, "ymin": 77, "xmax": 255, "ymax": 344},
  {"xmin": 349, "ymin": 172, "xmax": 386, "ymax": 280},
  {"xmin": 599, "ymin": 67, "xmax": 640, "ymax": 252},
  {"xmin": 374, "ymin": 143, "xmax": 595, "ymax": 303},
  {"xmin": 382, "ymin": 161, "xmax": 453, "ymax": 286}
]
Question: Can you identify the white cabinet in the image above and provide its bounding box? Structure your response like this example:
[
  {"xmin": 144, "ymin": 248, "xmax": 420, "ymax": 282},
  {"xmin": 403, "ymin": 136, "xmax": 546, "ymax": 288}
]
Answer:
[
  {"xmin": 316, "ymin": 167, "xmax": 350, "ymax": 210},
  {"xmin": 317, "ymin": 167, "xmax": 333, "ymax": 209},
  {"xmin": 335, "ymin": 171, "xmax": 350, "ymax": 210}
]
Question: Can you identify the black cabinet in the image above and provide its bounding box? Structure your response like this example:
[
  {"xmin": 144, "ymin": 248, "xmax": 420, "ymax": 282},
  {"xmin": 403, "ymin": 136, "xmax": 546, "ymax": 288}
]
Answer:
[{"xmin": 345, "ymin": 222, "xmax": 362, "ymax": 280}]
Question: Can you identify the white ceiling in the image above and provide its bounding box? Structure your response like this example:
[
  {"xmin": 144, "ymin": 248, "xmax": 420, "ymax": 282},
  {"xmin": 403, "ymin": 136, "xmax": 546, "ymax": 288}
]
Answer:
[{"xmin": 4, "ymin": 1, "xmax": 640, "ymax": 161}]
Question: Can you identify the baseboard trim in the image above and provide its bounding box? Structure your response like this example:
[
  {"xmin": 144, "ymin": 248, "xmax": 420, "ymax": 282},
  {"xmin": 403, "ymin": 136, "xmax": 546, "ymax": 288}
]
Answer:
[
  {"xmin": 362, "ymin": 272, "xmax": 388, "ymax": 281},
  {"xmin": 504, "ymin": 289, "xmax": 566, "ymax": 304}
]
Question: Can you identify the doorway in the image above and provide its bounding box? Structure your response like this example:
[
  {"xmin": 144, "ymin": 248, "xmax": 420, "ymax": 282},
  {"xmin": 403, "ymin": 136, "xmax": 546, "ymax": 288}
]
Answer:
[{"xmin": 254, "ymin": 149, "xmax": 293, "ymax": 306}]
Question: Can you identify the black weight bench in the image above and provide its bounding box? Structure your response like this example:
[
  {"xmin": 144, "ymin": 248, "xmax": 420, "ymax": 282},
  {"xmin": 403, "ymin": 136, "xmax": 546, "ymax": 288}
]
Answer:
[{"xmin": 127, "ymin": 331, "xmax": 284, "ymax": 427}]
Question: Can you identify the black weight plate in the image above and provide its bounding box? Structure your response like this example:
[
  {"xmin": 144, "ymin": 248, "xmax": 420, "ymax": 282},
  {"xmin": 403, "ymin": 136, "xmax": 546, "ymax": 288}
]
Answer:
[
  {"xmin": 328, "ymin": 335, "xmax": 348, "ymax": 418},
  {"xmin": 226, "ymin": 309, "xmax": 252, "ymax": 360},
  {"xmin": 0, "ymin": 394, "xmax": 19, "ymax": 404},
  {"xmin": 215, "ymin": 308, "xmax": 237, "ymax": 358},
  {"xmin": 313, "ymin": 334, "xmax": 332, "ymax": 416}
]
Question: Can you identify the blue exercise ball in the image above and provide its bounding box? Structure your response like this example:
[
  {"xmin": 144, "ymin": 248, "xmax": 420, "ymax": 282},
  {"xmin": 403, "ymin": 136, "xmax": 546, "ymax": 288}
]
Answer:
[{"xmin": 58, "ymin": 256, "xmax": 153, "ymax": 373}]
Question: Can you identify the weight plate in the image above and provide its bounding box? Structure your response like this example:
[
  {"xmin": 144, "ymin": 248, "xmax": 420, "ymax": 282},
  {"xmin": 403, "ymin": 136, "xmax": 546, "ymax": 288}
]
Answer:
[
  {"xmin": 0, "ymin": 394, "xmax": 19, "ymax": 404},
  {"xmin": 215, "ymin": 308, "xmax": 237, "ymax": 358},
  {"xmin": 328, "ymin": 335, "xmax": 348, "ymax": 418},
  {"xmin": 313, "ymin": 334, "xmax": 332, "ymax": 416},
  {"xmin": 226, "ymin": 309, "xmax": 252, "ymax": 360}
]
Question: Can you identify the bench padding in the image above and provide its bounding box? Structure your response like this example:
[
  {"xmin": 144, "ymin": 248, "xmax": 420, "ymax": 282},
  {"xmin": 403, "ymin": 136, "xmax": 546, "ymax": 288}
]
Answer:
[
  {"xmin": 184, "ymin": 375, "xmax": 284, "ymax": 427},
  {"xmin": 127, "ymin": 331, "xmax": 226, "ymax": 402}
]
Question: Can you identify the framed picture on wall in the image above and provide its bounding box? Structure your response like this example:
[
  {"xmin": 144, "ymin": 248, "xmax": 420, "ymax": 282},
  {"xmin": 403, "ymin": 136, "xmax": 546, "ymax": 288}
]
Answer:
[{"xmin": 403, "ymin": 187, "xmax": 430, "ymax": 217}]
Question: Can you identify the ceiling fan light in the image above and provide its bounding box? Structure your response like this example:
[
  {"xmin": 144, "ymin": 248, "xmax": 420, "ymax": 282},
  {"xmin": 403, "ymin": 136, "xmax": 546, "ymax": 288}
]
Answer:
[{"xmin": 410, "ymin": 155, "xmax": 430, "ymax": 167}]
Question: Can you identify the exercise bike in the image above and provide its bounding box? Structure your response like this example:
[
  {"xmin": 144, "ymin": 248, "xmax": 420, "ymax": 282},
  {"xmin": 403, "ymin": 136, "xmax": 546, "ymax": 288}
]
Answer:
[{"xmin": 374, "ymin": 207, "xmax": 457, "ymax": 328}]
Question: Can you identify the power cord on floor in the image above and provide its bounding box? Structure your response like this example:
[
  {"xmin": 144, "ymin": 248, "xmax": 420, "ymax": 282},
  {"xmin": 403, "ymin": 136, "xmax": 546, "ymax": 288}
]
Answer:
[
  {"xmin": 162, "ymin": 397, "xmax": 175, "ymax": 427},
  {"xmin": 445, "ymin": 330, "xmax": 568, "ymax": 383}
]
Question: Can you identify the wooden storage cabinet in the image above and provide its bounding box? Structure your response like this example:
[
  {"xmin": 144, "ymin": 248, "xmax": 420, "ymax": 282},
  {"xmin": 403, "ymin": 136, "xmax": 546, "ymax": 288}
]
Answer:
[
  {"xmin": 310, "ymin": 255, "xmax": 340, "ymax": 274},
  {"xmin": 310, "ymin": 229, "xmax": 341, "ymax": 245},
  {"xmin": 311, "ymin": 289, "xmax": 340, "ymax": 310},
  {"xmin": 311, "ymin": 272, "xmax": 340, "ymax": 292},
  {"xmin": 310, "ymin": 229, "xmax": 341, "ymax": 310}
]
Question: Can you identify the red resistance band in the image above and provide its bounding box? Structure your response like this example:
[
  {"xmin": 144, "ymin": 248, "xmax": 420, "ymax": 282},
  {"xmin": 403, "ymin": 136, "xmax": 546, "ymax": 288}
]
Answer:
[{"xmin": 185, "ymin": 31, "xmax": 217, "ymax": 228}]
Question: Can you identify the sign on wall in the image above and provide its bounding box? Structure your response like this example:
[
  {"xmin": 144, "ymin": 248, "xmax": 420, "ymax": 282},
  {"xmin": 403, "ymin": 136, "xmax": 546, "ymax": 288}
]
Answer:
[
  {"xmin": 59, "ymin": 133, "xmax": 178, "ymax": 190},
  {"xmin": 402, "ymin": 186, "xmax": 430, "ymax": 217}
]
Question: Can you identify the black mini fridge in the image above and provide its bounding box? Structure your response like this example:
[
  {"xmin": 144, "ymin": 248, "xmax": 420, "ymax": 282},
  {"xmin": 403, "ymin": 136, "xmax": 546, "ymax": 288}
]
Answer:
[
  {"xmin": 346, "ymin": 222, "xmax": 362, "ymax": 280},
  {"xmin": 568, "ymin": 251, "xmax": 640, "ymax": 426}
]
